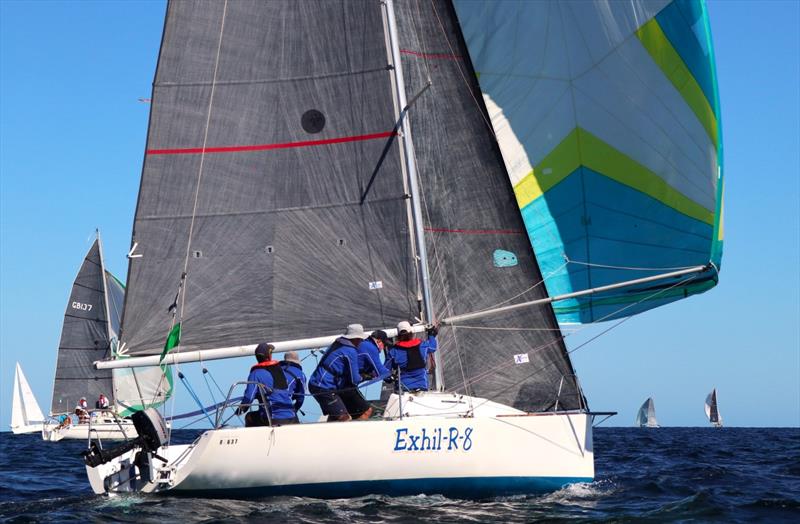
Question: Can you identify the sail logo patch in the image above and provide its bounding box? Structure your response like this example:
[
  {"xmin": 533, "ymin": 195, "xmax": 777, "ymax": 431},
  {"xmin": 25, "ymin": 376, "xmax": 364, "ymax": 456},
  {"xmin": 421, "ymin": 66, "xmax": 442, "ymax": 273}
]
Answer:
[
  {"xmin": 393, "ymin": 427, "xmax": 473, "ymax": 452},
  {"xmin": 513, "ymin": 353, "xmax": 529, "ymax": 364}
]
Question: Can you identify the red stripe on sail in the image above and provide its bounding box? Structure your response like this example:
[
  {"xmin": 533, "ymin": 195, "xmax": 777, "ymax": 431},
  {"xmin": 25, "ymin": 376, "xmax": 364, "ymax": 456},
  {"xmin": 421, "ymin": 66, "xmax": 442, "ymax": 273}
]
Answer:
[
  {"xmin": 146, "ymin": 131, "xmax": 396, "ymax": 155},
  {"xmin": 424, "ymin": 227, "xmax": 526, "ymax": 235},
  {"xmin": 400, "ymin": 49, "xmax": 461, "ymax": 60}
]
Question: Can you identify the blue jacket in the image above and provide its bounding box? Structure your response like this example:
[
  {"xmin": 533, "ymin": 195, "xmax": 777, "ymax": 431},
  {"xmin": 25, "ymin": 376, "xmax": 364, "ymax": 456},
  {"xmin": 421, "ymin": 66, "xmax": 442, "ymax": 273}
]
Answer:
[
  {"xmin": 280, "ymin": 360, "xmax": 307, "ymax": 412},
  {"xmin": 357, "ymin": 338, "xmax": 391, "ymax": 381},
  {"xmin": 242, "ymin": 361, "xmax": 296, "ymax": 420},
  {"xmin": 309, "ymin": 337, "xmax": 362, "ymax": 390},
  {"xmin": 385, "ymin": 336, "xmax": 437, "ymax": 391}
]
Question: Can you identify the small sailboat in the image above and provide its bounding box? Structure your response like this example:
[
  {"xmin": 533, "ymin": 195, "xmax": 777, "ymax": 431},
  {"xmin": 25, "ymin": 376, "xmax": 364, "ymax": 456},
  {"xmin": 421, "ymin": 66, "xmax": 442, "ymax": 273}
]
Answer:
[
  {"xmin": 81, "ymin": 0, "xmax": 724, "ymax": 499},
  {"xmin": 705, "ymin": 388, "xmax": 723, "ymax": 428},
  {"xmin": 635, "ymin": 397, "xmax": 659, "ymax": 428},
  {"xmin": 10, "ymin": 363, "xmax": 46, "ymax": 434},
  {"xmin": 42, "ymin": 234, "xmax": 140, "ymax": 442}
]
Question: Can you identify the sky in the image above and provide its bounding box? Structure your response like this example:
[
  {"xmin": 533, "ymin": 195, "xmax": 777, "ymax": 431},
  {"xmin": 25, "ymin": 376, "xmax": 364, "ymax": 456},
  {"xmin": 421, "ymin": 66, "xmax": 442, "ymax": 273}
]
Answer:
[{"xmin": 1, "ymin": 0, "xmax": 798, "ymax": 430}]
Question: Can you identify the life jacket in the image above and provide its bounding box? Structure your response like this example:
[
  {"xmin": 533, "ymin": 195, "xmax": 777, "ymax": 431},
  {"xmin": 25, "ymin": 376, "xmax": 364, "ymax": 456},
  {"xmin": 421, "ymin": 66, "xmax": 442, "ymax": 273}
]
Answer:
[
  {"xmin": 250, "ymin": 360, "xmax": 288, "ymax": 390},
  {"xmin": 394, "ymin": 339, "xmax": 426, "ymax": 371}
]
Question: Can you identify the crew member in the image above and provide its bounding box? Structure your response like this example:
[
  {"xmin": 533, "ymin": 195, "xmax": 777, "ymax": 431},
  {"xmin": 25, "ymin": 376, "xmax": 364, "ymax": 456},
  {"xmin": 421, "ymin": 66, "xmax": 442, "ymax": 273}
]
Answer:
[
  {"xmin": 385, "ymin": 321, "xmax": 438, "ymax": 391},
  {"xmin": 95, "ymin": 394, "xmax": 109, "ymax": 410},
  {"xmin": 280, "ymin": 351, "xmax": 307, "ymax": 418},
  {"xmin": 75, "ymin": 397, "xmax": 89, "ymax": 423},
  {"xmin": 236, "ymin": 343, "xmax": 299, "ymax": 426},
  {"xmin": 357, "ymin": 330, "xmax": 392, "ymax": 382},
  {"xmin": 309, "ymin": 324, "xmax": 370, "ymax": 421}
]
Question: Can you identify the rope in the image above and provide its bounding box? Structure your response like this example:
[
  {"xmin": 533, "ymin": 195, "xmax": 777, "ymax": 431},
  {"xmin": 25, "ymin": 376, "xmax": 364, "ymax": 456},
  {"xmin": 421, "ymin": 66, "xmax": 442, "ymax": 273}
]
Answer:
[
  {"xmin": 177, "ymin": 372, "xmax": 215, "ymax": 427},
  {"xmin": 177, "ymin": 0, "xmax": 229, "ymax": 321},
  {"xmin": 458, "ymin": 271, "xmax": 704, "ymax": 397},
  {"xmin": 565, "ymin": 258, "xmax": 702, "ymax": 272}
]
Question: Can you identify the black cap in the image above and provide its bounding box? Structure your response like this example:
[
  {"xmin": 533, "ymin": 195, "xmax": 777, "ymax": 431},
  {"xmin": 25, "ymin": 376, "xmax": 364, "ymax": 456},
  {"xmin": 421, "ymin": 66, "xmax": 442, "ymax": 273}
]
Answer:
[
  {"xmin": 255, "ymin": 343, "xmax": 274, "ymax": 358},
  {"xmin": 371, "ymin": 330, "xmax": 388, "ymax": 343}
]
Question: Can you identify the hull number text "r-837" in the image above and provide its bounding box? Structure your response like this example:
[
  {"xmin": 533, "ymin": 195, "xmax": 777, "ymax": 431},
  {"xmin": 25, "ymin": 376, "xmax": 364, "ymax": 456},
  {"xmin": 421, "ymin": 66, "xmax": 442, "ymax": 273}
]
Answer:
[
  {"xmin": 394, "ymin": 427, "xmax": 473, "ymax": 452},
  {"xmin": 71, "ymin": 302, "xmax": 93, "ymax": 311}
]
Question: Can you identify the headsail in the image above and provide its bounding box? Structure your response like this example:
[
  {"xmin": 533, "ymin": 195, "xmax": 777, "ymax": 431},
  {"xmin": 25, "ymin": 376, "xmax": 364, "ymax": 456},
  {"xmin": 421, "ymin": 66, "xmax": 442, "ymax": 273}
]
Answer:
[
  {"xmin": 636, "ymin": 397, "xmax": 659, "ymax": 427},
  {"xmin": 393, "ymin": 0, "xmax": 581, "ymax": 411},
  {"xmin": 453, "ymin": 0, "xmax": 724, "ymax": 323},
  {"xmin": 120, "ymin": 0, "xmax": 418, "ymax": 357},
  {"xmin": 51, "ymin": 238, "xmax": 114, "ymax": 415},
  {"xmin": 11, "ymin": 363, "xmax": 45, "ymax": 432}
]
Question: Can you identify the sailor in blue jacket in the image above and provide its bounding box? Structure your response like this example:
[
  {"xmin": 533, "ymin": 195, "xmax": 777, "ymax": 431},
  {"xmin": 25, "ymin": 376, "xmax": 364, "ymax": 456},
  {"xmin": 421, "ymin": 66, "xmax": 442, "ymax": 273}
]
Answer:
[
  {"xmin": 309, "ymin": 324, "xmax": 371, "ymax": 421},
  {"xmin": 237, "ymin": 343, "xmax": 299, "ymax": 426},
  {"xmin": 385, "ymin": 321, "xmax": 438, "ymax": 392},
  {"xmin": 357, "ymin": 330, "xmax": 392, "ymax": 382},
  {"xmin": 280, "ymin": 351, "xmax": 307, "ymax": 416}
]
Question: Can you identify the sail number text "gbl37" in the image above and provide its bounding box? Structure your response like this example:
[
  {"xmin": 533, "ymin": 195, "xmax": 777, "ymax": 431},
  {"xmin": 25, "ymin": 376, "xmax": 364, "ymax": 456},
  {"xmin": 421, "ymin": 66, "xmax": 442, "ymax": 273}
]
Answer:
[
  {"xmin": 393, "ymin": 427, "xmax": 474, "ymax": 451},
  {"xmin": 71, "ymin": 302, "xmax": 93, "ymax": 311}
]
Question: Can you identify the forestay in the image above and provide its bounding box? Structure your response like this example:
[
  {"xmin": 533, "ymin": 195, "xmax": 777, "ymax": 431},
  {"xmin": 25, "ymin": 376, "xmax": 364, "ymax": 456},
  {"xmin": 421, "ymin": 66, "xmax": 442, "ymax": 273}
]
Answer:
[
  {"xmin": 51, "ymin": 239, "xmax": 114, "ymax": 415},
  {"xmin": 393, "ymin": 0, "xmax": 581, "ymax": 411},
  {"xmin": 454, "ymin": 0, "xmax": 724, "ymax": 323},
  {"xmin": 121, "ymin": 0, "xmax": 421, "ymax": 355}
]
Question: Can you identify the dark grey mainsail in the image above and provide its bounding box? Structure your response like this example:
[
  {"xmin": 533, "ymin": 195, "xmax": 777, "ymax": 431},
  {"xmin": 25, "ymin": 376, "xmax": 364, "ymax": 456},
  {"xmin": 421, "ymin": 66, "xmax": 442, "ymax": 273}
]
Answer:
[
  {"xmin": 393, "ymin": 0, "xmax": 581, "ymax": 411},
  {"xmin": 121, "ymin": 0, "xmax": 417, "ymax": 355},
  {"xmin": 51, "ymin": 239, "xmax": 114, "ymax": 415}
]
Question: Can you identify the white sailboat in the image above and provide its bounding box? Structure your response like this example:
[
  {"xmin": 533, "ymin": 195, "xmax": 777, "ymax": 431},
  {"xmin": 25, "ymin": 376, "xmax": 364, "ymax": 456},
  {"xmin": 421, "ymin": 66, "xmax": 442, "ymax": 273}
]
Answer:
[
  {"xmin": 10, "ymin": 363, "xmax": 46, "ymax": 434},
  {"xmin": 82, "ymin": 0, "xmax": 724, "ymax": 499},
  {"xmin": 705, "ymin": 388, "xmax": 723, "ymax": 428},
  {"xmin": 635, "ymin": 397, "xmax": 660, "ymax": 428}
]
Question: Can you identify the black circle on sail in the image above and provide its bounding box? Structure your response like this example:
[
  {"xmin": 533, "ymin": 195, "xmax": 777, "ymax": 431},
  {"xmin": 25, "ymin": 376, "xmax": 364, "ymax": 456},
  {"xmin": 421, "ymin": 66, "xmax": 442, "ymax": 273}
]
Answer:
[{"xmin": 301, "ymin": 110, "xmax": 325, "ymax": 134}]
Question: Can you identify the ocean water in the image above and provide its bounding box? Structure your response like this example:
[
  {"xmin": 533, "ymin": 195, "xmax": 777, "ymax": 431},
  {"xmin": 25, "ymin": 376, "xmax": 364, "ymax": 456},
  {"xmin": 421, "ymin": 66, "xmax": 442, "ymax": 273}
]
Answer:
[{"xmin": 1, "ymin": 427, "xmax": 798, "ymax": 522}]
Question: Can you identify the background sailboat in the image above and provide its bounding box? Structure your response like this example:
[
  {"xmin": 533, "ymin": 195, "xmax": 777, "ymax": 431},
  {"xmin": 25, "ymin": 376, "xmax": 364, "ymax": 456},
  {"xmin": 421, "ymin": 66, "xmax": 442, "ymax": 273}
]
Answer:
[
  {"xmin": 10, "ymin": 363, "xmax": 45, "ymax": 434},
  {"xmin": 635, "ymin": 397, "xmax": 660, "ymax": 428},
  {"xmin": 705, "ymin": 388, "xmax": 723, "ymax": 428},
  {"xmin": 42, "ymin": 234, "xmax": 139, "ymax": 441}
]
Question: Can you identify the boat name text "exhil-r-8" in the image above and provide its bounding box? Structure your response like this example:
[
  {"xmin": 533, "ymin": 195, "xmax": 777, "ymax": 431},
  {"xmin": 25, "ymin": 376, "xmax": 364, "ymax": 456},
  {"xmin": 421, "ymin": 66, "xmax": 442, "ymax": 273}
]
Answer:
[{"xmin": 393, "ymin": 427, "xmax": 474, "ymax": 452}]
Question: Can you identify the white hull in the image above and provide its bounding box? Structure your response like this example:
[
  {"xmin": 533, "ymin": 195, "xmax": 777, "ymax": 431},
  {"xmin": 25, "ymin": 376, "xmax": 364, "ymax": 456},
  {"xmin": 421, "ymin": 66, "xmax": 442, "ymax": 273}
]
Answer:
[
  {"xmin": 87, "ymin": 393, "xmax": 594, "ymax": 498},
  {"xmin": 43, "ymin": 419, "xmax": 137, "ymax": 442},
  {"xmin": 11, "ymin": 423, "xmax": 44, "ymax": 435}
]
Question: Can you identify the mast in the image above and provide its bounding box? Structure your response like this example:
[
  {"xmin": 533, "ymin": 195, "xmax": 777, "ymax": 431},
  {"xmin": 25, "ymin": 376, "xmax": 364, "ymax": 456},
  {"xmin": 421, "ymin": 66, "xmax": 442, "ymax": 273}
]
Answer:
[{"xmin": 382, "ymin": 0, "xmax": 442, "ymax": 390}]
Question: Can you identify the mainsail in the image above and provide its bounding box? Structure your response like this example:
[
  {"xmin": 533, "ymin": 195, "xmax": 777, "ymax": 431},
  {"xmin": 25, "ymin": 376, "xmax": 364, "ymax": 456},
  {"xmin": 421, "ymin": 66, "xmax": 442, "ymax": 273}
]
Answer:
[
  {"xmin": 636, "ymin": 397, "xmax": 659, "ymax": 427},
  {"xmin": 113, "ymin": 0, "xmax": 582, "ymax": 413},
  {"xmin": 120, "ymin": 0, "xmax": 417, "ymax": 356},
  {"xmin": 51, "ymin": 238, "xmax": 114, "ymax": 414},
  {"xmin": 453, "ymin": 0, "xmax": 724, "ymax": 323}
]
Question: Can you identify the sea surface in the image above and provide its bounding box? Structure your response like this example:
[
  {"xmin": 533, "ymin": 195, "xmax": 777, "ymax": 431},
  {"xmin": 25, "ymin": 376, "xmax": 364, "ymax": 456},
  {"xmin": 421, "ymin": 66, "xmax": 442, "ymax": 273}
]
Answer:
[{"xmin": 1, "ymin": 427, "xmax": 798, "ymax": 522}]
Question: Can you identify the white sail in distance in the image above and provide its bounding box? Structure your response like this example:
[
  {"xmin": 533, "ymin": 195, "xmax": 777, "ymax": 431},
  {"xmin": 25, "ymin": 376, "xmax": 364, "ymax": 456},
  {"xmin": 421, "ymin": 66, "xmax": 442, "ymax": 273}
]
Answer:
[{"xmin": 10, "ymin": 363, "xmax": 45, "ymax": 434}]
